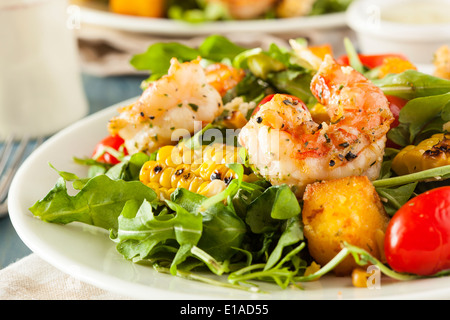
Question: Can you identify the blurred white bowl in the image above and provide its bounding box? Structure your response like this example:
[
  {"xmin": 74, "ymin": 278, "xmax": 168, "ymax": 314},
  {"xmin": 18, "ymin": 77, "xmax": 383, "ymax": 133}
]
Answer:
[{"xmin": 346, "ymin": 0, "xmax": 450, "ymax": 64}]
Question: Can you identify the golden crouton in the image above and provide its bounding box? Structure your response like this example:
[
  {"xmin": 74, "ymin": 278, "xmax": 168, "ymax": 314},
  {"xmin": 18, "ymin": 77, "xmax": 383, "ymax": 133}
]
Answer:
[{"xmin": 302, "ymin": 176, "xmax": 389, "ymax": 276}]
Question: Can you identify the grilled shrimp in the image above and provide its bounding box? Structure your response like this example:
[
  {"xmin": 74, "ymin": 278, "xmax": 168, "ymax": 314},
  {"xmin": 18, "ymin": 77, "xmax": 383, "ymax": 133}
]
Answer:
[
  {"xmin": 238, "ymin": 55, "xmax": 394, "ymax": 196},
  {"xmin": 108, "ymin": 58, "xmax": 225, "ymax": 155}
]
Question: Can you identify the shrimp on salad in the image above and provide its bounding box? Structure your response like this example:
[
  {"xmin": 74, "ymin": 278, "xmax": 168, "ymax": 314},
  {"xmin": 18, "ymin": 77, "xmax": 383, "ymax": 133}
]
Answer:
[
  {"xmin": 239, "ymin": 55, "xmax": 394, "ymax": 196},
  {"xmin": 108, "ymin": 58, "xmax": 231, "ymax": 155}
]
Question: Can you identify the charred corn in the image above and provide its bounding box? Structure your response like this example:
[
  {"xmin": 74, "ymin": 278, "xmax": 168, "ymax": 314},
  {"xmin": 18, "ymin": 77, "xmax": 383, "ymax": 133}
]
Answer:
[
  {"xmin": 392, "ymin": 133, "xmax": 450, "ymax": 176},
  {"xmin": 140, "ymin": 143, "xmax": 247, "ymax": 200}
]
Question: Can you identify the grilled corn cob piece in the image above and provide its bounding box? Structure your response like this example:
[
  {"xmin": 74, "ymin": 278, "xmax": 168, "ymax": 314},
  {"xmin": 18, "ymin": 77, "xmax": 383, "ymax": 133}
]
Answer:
[
  {"xmin": 392, "ymin": 133, "xmax": 450, "ymax": 176},
  {"xmin": 140, "ymin": 143, "xmax": 247, "ymax": 200}
]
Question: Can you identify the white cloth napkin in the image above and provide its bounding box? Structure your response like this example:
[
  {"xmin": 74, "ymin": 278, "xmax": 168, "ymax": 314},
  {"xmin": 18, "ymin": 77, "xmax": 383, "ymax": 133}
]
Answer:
[{"xmin": 0, "ymin": 254, "xmax": 129, "ymax": 300}]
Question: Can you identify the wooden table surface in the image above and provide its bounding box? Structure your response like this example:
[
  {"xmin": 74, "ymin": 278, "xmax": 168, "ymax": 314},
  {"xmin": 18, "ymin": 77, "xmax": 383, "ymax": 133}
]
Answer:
[{"xmin": 0, "ymin": 73, "xmax": 147, "ymax": 269}]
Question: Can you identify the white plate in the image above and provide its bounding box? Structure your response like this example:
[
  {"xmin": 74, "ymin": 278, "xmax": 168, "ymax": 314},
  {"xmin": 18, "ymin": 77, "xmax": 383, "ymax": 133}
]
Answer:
[
  {"xmin": 8, "ymin": 98, "xmax": 450, "ymax": 300},
  {"xmin": 74, "ymin": 2, "xmax": 347, "ymax": 36}
]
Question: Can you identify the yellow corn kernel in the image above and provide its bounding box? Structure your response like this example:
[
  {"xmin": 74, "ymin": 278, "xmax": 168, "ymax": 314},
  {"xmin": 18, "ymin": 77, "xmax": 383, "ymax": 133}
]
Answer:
[
  {"xmin": 198, "ymin": 179, "xmax": 227, "ymax": 198},
  {"xmin": 157, "ymin": 145, "xmax": 184, "ymax": 167},
  {"xmin": 159, "ymin": 167, "xmax": 176, "ymax": 189},
  {"xmin": 352, "ymin": 268, "xmax": 371, "ymax": 288},
  {"xmin": 188, "ymin": 176, "xmax": 207, "ymax": 193},
  {"xmin": 196, "ymin": 160, "xmax": 219, "ymax": 181},
  {"xmin": 171, "ymin": 164, "xmax": 192, "ymax": 188},
  {"xmin": 140, "ymin": 143, "xmax": 247, "ymax": 200},
  {"xmin": 392, "ymin": 133, "xmax": 450, "ymax": 176},
  {"xmin": 139, "ymin": 162, "xmax": 165, "ymax": 185}
]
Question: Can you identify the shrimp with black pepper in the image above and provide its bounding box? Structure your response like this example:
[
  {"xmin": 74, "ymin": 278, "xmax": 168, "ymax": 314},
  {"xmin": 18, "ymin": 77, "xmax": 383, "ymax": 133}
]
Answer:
[
  {"xmin": 108, "ymin": 58, "xmax": 230, "ymax": 155},
  {"xmin": 238, "ymin": 55, "xmax": 394, "ymax": 196}
]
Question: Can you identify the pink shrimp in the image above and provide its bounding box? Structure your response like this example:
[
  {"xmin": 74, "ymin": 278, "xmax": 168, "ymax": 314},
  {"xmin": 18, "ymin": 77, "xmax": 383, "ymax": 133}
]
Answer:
[{"xmin": 238, "ymin": 55, "xmax": 394, "ymax": 196}]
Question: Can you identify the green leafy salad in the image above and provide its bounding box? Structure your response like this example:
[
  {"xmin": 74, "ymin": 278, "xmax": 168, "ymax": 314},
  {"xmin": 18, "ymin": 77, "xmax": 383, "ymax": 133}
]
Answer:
[
  {"xmin": 166, "ymin": 0, "xmax": 354, "ymax": 23},
  {"xmin": 29, "ymin": 35, "xmax": 450, "ymax": 293}
]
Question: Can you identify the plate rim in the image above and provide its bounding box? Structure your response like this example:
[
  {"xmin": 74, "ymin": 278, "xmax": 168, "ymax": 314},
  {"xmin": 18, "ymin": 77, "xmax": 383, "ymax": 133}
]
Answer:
[{"xmin": 8, "ymin": 98, "xmax": 450, "ymax": 300}]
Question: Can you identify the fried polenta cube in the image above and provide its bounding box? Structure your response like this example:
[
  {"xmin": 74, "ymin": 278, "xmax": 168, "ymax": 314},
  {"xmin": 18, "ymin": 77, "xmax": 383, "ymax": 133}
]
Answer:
[{"xmin": 302, "ymin": 176, "xmax": 389, "ymax": 276}]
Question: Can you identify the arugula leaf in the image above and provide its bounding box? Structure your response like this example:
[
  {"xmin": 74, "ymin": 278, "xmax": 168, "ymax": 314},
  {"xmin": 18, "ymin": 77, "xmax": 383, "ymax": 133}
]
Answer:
[
  {"xmin": 266, "ymin": 70, "xmax": 317, "ymax": 105},
  {"xmin": 264, "ymin": 216, "xmax": 304, "ymax": 270},
  {"xmin": 105, "ymin": 152, "xmax": 151, "ymax": 181},
  {"xmin": 373, "ymin": 165, "xmax": 450, "ymax": 188},
  {"xmin": 170, "ymin": 187, "xmax": 247, "ymax": 262},
  {"xmin": 389, "ymin": 92, "xmax": 450, "ymax": 146},
  {"xmin": 245, "ymin": 184, "xmax": 301, "ymax": 234},
  {"xmin": 198, "ymin": 34, "xmax": 246, "ymax": 62},
  {"xmin": 343, "ymin": 37, "xmax": 365, "ymax": 74},
  {"xmin": 401, "ymin": 93, "xmax": 450, "ymax": 143},
  {"xmin": 112, "ymin": 199, "xmax": 203, "ymax": 275},
  {"xmin": 130, "ymin": 35, "xmax": 246, "ymax": 82},
  {"xmin": 376, "ymin": 182, "xmax": 418, "ymax": 216},
  {"xmin": 228, "ymin": 242, "xmax": 306, "ymax": 289},
  {"xmin": 230, "ymin": 73, "xmax": 273, "ymax": 106},
  {"xmin": 130, "ymin": 42, "xmax": 200, "ymax": 80},
  {"xmin": 29, "ymin": 175, "xmax": 157, "ymax": 231},
  {"xmin": 245, "ymin": 52, "xmax": 286, "ymax": 80},
  {"xmin": 199, "ymin": 163, "xmax": 244, "ymax": 212},
  {"xmin": 373, "ymin": 70, "xmax": 450, "ymax": 100},
  {"xmin": 182, "ymin": 123, "xmax": 231, "ymax": 150}
]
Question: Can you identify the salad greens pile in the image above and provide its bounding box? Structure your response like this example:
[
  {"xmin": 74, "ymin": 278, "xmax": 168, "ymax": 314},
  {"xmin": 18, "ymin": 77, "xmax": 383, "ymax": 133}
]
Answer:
[
  {"xmin": 166, "ymin": 0, "xmax": 354, "ymax": 24},
  {"xmin": 30, "ymin": 35, "xmax": 450, "ymax": 292}
]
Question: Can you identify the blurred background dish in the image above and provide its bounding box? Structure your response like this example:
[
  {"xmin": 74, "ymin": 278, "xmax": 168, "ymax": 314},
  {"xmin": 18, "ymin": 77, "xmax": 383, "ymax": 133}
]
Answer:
[
  {"xmin": 72, "ymin": 0, "xmax": 353, "ymax": 30},
  {"xmin": 72, "ymin": 0, "xmax": 356, "ymax": 76},
  {"xmin": 346, "ymin": 0, "xmax": 450, "ymax": 65}
]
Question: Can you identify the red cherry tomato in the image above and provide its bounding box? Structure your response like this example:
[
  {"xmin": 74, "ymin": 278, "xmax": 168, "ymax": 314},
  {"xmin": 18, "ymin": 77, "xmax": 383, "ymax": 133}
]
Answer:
[
  {"xmin": 385, "ymin": 95, "xmax": 408, "ymax": 148},
  {"xmin": 252, "ymin": 94, "xmax": 306, "ymax": 116},
  {"xmin": 386, "ymin": 95, "xmax": 407, "ymax": 129},
  {"xmin": 384, "ymin": 186, "xmax": 450, "ymax": 276},
  {"xmin": 337, "ymin": 53, "xmax": 410, "ymax": 69},
  {"xmin": 92, "ymin": 135, "xmax": 128, "ymax": 165}
]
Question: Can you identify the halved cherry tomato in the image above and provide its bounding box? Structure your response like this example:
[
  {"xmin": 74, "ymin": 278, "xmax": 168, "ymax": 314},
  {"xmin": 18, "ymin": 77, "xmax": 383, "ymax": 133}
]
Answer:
[
  {"xmin": 384, "ymin": 186, "xmax": 450, "ymax": 276},
  {"xmin": 386, "ymin": 95, "xmax": 408, "ymax": 129},
  {"xmin": 385, "ymin": 95, "xmax": 408, "ymax": 148},
  {"xmin": 336, "ymin": 53, "xmax": 409, "ymax": 69},
  {"xmin": 252, "ymin": 94, "xmax": 307, "ymax": 116},
  {"xmin": 92, "ymin": 135, "xmax": 128, "ymax": 165}
]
